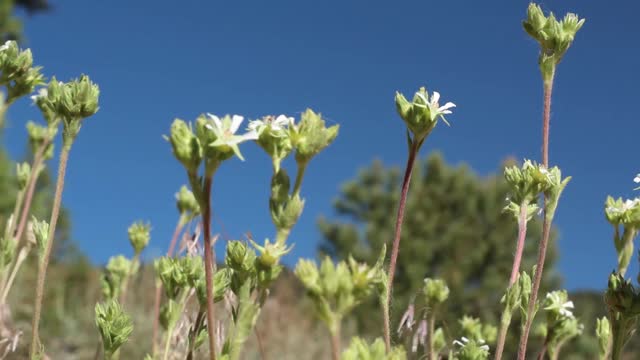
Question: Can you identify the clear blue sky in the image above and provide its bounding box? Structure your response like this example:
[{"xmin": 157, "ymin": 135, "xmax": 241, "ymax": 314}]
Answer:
[{"xmin": 3, "ymin": 0, "xmax": 638, "ymax": 290}]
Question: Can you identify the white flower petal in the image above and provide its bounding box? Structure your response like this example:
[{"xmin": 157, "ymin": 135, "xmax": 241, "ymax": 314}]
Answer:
[
  {"xmin": 439, "ymin": 102, "xmax": 456, "ymax": 111},
  {"xmin": 480, "ymin": 345, "xmax": 490, "ymax": 351},
  {"xmin": 431, "ymin": 91, "xmax": 440, "ymax": 106},
  {"xmin": 207, "ymin": 113, "xmax": 222, "ymax": 130},
  {"xmin": 415, "ymin": 91, "xmax": 429, "ymax": 105},
  {"xmin": 230, "ymin": 115, "xmax": 244, "ymax": 134},
  {"xmin": 634, "ymin": 175, "xmax": 640, "ymax": 183}
]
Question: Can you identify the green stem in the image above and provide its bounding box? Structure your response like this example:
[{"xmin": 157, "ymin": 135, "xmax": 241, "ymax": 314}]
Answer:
[
  {"xmin": 152, "ymin": 217, "xmax": 186, "ymax": 357},
  {"xmin": 4, "ymin": 190, "xmax": 23, "ymax": 241},
  {"xmin": 292, "ymin": 160, "xmax": 308, "ymax": 196},
  {"xmin": 30, "ymin": 144, "xmax": 71, "ymax": 359},
  {"xmin": 426, "ymin": 312, "xmax": 436, "ymax": 360},
  {"xmin": 383, "ymin": 140, "xmax": 420, "ymax": 351},
  {"xmin": 13, "ymin": 140, "xmax": 48, "ymax": 252},
  {"xmin": 275, "ymin": 228, "xmax": 290, "ymax": 246},
  {"xmin": 187, "ymin": 308, "xmax": 206, "ymax": 360},
  {"xmin": 0, "ymin": 246, "xmax": 29, "ymax": 303},
  {"xmin": 493, "ymin": 310, "xmax": 512, "ymax": 360},
  {"xmin": 119, "ymin": 253, "xmax": 140, "ymax": 304},
  {"xmin": 611, "ymin": 316, "xmax": 629, "ymax": 360},
  {"xmin": 201, "ymin": 175, "xmax": 217, "ymax": 360}
]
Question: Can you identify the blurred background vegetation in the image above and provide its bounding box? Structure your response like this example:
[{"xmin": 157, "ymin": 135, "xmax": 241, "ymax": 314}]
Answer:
[{"xmin": 0, "ymin": 1, "xmax": 631, "ymax": 359}]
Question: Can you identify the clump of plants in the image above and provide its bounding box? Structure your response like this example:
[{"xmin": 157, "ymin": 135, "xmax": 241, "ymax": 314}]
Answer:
[{"xmin": 3, "ymin": 3, "xmax": 639, "ymax": 360}]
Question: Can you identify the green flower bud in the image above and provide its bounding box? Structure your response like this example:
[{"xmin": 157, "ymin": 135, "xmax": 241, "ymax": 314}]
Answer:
[
  {"xmin": 0, "ymin": 235, "xmax": 16, "ymax": 270},
  {"xmin": 102, "ymin": 255, "xmax": 134, "ymax": 300},
  {"xmin": 542, "ymin": 166, "xmax": 571, "ymax": 222},
  {"xmin": 159, "ymin": 298, "xmax": 182, "ymax": 331},
  {"xmin": 270, "ymin": 194, "xmax": 305, "ymax": 231},
  {"xmin": 605, "ymin": 272, "xmax": 637, "ymax": 315},
  {"xmin": 95, "ymin": 300, "xmax": 133, "ymax": 358},
  {"xmin": 294, "ymin": 259, "xmax": 322, "ymax": 295},
  {"xmin": 176, "ymin": 185, "xmax": 200, "ymax": 217},
  {"xmin": 26, "ymin": 121, "xmax": 57, "ymax": 160},
  {"xmin": 291, "ymin": 109, "xmax": 339, "ymax": 164},
  {"xmin": 154, "ymin": 257, "xmax": 189, "ymax": 300},
  {"xmin": 225, "ymin": 241, "xmax": 257, "ymax": 275},
  {"xmin": 60, "ymin": 74, "xmax": 100, "ymax": 120},
  {"xmin": 32, "ymin": 79, "xmax": 63, "ymax": 125},
  {"xmin": 249, "ymin": 115, "xmax": 294, "ymax": 170},
  {"xmin": 423, "ymin": 278, "xmax": 449, "ymax": 308},
  {"xmin": 128, "ymin": 221, "xmax": 151, "ymax": 254},
  {"xmin": 250, "ymin": 238, "xmax": 293, "ymax": 268},
  {"xmin": 166, "ymin": 119, "xmax": 203, "ymax": 172},
  {"xmin": 342, "ymin": 337, "xmax": 407, "ymax": 360},
  {"xmin": 196, "ymin": 267, "xmax": 231, "ymax": 306},
  {"xmin": 503, "ymin": 160, "xmax": 552, "ymax": 217},
  {"xmin": 453, "ymin": 337, "xmax": 490, "ymax": 360},
  {"xmin": 596, "ymin": 317, "xmax": 610, "ymax": 359},
  {"xmin": 394, "ymin": 87, "xmax": 455, "ymax": 146},
  {"xmin": 16, "ymin": 162, "xmax": 30, "ymax": 191},
  {"xmin": 0, "ymin": 41, "xmax": 44, "ymax": 103},
  {"xmin": 523, "ymin": 4, "xmax": 585, "ymax": 80},
  {"xmin": 30, "ymin": 216, "xmax": 49, "ymax": 261}
]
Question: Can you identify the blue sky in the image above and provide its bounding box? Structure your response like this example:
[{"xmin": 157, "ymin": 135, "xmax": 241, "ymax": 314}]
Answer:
[{"xmin": 2, "ymin": 0, "xmax": 638, "ymax": 290}]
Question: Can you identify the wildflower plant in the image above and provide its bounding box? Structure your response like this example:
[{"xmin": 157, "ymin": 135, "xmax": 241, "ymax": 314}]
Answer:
[
  {"xmin": 95, "ymin": 300, "xmax": 134, "ymax": 360},
  {"xmin": 384, "ymin": 86, "xmax": 456, "ymax": 350},
  {"xmin": 295, "ymin": 248, "xmax": 386, "ymax": 360},
  {"xmin": 536, "ymin": 291, "xmax": 584, "ymax": 360}
]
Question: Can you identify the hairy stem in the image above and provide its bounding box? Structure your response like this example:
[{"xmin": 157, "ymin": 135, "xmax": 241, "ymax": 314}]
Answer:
[
  {"xmin": 202, "ymin": 175, "xmax": 217, "ymax": 360},
  {"xmin": 0, "ymin": 246, "xmax": 29, "ymax": 303},
  {"xmin": 187, "ymin": 309, "xmax": 206, "ymax": 360},
  {"xmin": 426, "ymin": 312, "xmax": 436, "ymax": 360},
  {"xmin": 518, "ymin": 214, "xmax": 551, "ymax": 360},
  {"xmin": 119, "ymin": 253, "xmax": 140, "ymax": 304},
  {"xmin": 383, "ymin": 141, "xmax": 419, "ymax": 350},
  {"xmin": 292, "ymin": 160, "xmax": 308, "ymax": 197},
  {"xmin": 517, "ymin": 74, "xmax": 556, "ymax": 360},
  {"xmin": 30, "ymin": 144, "xmax": 71, "ymax": 358},
  {"xmin": 509, "ymin": 204, "xmax": 529, "ymax": 285},
  {"xmin": 541, "ymin": 76, "xmax": 554, "ymax": 168},
  {"xmin": 330, "ymin": 322, "xmax": 342, "ymax": 360},
  {"xmin": 12, "ymin": 141, "xmax": 48, "ymax": 251},
  {"xmin": 494, "ymin": 311, "xmax": 512, "ymax": 360},
  {"xmin": 151, "ymin": 217, "xmax": 185, "ymax": 356}
]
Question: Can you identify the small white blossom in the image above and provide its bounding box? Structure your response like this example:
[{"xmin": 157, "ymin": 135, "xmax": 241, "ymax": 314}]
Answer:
[
  {"xmin": 248, "ymin": 114, "xmax": 291, "ymax": 133},
  {"xmin": 0, "ymin": 41, "xmax": 12, "ymax": 52},
  {"xmin": 453, "ymin": 337, "xmax": 490, "ymax": 351},
  {"xmin": 30, "ymin": 88, "xmax": 47, "ymax": 103},
  {"xmin": 634, "ymin": 174, "xmax": 640, "ymax": 184},
  {"xmin": 415, "ymin": 91, "xmax": 456, "ymax": 125},
  {"xmin": 545, "ymin": 292, "xmax": 575, "ymax": 318},
  {"xmin": 205, "ymin": 114, "xmax": 258, "ymax": 160}
]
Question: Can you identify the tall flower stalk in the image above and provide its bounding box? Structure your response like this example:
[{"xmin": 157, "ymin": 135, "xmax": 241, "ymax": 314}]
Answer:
[
  {"xmin": 384, "ymin": 87, "xmax": 455, "ymax": 350},
  {"xmin": 30, "ymin": 75, "xmax": 100, "ymax": 358},
  {"xmin": 517, "ymin": 4, "xmax": 584, "ymax": 359},
  {"xmin": 166, "ymin": 113, "xmax": 257, "ymax": 359}
]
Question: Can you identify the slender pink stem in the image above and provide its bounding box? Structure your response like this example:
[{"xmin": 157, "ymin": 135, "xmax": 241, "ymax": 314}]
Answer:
[
  {"xmin": 30, "ymin": 145, "xmax": 70, "ymax": 358},
  {"xmin": 509, "ymin": 204, "xmax": 529, "ymax": 286},
  {"xmin": 518, "ymin": 78, "xmax": 555, "ymax": 360},
  {"xmin": 383, "ymin": 141, "xmax": 419, "ymax": 351},
  {"xmin": 13, "ymin": 141, "xmax": 48, "ymax": 245}
]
